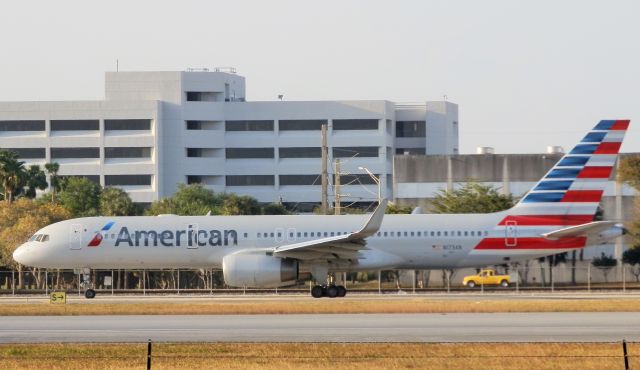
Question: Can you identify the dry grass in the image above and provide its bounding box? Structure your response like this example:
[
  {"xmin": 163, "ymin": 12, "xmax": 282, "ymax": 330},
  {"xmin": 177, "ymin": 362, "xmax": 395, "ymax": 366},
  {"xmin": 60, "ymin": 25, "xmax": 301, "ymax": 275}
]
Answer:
[
  {"xmin": 1, "ymin": 298, "xmax": 640, "ymax": 316},
  {"xmin": 0, "ymin": 342, "xmax": 638, "ymax": 369}
]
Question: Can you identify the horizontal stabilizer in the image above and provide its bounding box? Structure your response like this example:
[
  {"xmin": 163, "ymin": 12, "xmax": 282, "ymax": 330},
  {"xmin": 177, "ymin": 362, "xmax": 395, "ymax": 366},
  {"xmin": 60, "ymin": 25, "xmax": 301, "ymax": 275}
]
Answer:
[{"xmin": 541, "ymin": 221, "xmax": 620, "ymax": 240}]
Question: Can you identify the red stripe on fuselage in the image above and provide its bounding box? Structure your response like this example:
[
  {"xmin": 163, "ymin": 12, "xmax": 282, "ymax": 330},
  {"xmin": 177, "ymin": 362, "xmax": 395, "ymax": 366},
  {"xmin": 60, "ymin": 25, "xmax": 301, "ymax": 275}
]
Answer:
[
  {"xmin": 474, "ymin": 237, "xmax": 587, "ymax": 250},
  {"xmin": 611, "ymin": 120, "xmax": 630, "ymax": 130},
  {"xmin": 594, "ymin": 142, "xmax": 621, "ymax": 154},
  {"xmin": 577, "ymin": 166, "xmax": 612, "ymax": 178},
  {"xmin": 561, "ymin": 190, "xmax": 603, "ymax": 202},
  {"xmin": 498, "ymin": 215, "xmax": 593, "ymax": 226}
]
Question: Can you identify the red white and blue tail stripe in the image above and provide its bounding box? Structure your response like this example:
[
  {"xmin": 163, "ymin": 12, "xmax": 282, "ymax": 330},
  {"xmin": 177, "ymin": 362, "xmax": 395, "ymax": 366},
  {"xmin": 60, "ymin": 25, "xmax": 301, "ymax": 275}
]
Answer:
[
  {"xmin": 512, "ymin": 119, "xmax": 629, "ymax": 219},
  {"xmin": 473, "ymin": 120, "xmax": 629, "ymax": 254}
]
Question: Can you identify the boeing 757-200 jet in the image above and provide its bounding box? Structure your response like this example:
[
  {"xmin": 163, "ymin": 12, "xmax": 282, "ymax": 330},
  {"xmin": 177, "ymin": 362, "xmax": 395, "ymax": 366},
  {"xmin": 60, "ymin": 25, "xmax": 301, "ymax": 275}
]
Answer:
[{"xmin": 13, "ymin": 120, "xmax": 630, "ymax": 298}]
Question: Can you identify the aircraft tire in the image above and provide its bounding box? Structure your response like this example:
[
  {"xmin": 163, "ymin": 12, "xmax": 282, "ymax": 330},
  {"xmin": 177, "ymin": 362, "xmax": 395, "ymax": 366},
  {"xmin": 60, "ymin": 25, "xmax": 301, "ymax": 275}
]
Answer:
[
  {"xmin": 326, "ymin": 285, "xmax": 339, "ymax": 298},
  {"xmin": 311, "ymin": 285, "xmax": 324, "ymax": 298},
  {"xmin": 84, "ymin": 289, "xmax": 96, "ymax": 299},
  {"xmin": 337, "ymin": 285, "xmax": 347, "ymax": 297}
]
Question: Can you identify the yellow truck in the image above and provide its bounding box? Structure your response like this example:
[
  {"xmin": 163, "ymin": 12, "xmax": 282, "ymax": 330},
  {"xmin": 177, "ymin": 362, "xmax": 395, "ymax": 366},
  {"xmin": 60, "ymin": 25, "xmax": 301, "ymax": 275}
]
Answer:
[{"xmin": 462, "ymin": 269, "xmax": 511, "ymax": 288}]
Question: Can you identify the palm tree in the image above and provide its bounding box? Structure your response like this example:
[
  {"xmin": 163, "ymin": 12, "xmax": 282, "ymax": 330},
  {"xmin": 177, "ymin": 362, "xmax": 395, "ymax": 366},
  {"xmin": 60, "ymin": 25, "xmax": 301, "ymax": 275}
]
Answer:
[
  {"xmin": 25, "ymin": 165, "xmax": 48, "ymax": 198},
  {"xmin": 44, "ymin": 162, "xmax": 60, "ymax": 202},
  {"xmin": 0, "ymin": 150, "xmax": 26, "ymax": 203}
]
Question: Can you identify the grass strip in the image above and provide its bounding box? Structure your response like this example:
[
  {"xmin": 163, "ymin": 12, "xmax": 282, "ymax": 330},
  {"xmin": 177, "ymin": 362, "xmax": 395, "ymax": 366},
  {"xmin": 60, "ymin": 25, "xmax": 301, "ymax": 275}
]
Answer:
[
  {"xmin": 1, "ymin": 298, "xmax": 640, "ymax": 316},
  {"xmin": 0, "ymin": 342, "xmax": 638, "ymax": 369}
]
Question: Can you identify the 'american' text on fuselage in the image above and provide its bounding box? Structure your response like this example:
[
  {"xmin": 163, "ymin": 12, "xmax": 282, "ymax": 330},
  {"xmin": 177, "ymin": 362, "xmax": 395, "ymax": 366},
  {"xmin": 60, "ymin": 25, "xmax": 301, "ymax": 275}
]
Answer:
[{"xmin": 114, "ymin": 226, "xmax": 238, "ymax": 247}]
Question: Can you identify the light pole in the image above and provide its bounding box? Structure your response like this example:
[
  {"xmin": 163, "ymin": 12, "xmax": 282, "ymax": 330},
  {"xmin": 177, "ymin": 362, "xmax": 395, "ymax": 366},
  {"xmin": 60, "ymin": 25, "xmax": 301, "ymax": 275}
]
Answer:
[{"xmin": 358, "ymin": 166, "xmax": 381, "ymax": 204}]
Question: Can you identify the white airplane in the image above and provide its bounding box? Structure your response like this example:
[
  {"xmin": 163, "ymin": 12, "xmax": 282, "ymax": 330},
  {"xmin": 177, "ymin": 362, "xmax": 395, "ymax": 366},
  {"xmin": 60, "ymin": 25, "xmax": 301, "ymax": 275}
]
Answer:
[{"xmin": 13, "ymin": 120, "xmax": 629, "ymax": 298}]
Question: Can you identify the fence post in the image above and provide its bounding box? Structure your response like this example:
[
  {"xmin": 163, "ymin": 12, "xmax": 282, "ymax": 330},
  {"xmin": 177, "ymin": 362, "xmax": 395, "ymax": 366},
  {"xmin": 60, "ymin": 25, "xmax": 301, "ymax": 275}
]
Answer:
[
  {"xmin": 412, "ymin": 270, "xmax": 416, "ymax": 294},
  {"xmin": 622, "ymin": 265, "xmax": 626, "ymax": 292},
  {"xmin": 143, "ymin": 270, "xmax": 146, "ymax": 296},
  {"xmin": 111, "ymin": 270, "xmax": 114, "ymax": 296},
  {"xmin": 147, "ymin": 339, "xmax": 152, "ymax": 370},
  {"xmin": 45, "ymin": 269, "xmax": 48, "ymax": 296},
  {"xmin": 177, "ymin": 269, "xmax": 180, "ymax": 295},
  {"xmin": 378, "ymin": 270, "xmax": 381, "ymax": 294},
  {"xmin": 446, "ymin": 270, "xmax": 451, "ymax": 294},
  {"xmin": 210, "ymin": 269, "xmax": 213, "ymax": 296},
  {"xmin": 623, "ymin": 339, "xmax": 629, "ymax": 370},
  {"xmin": 515, "ymin": 266, "xmax": 519, "ymax": 294},
  {"xmin": 11, "ymin": 270, "xmax": 15, "ymax": 296}
]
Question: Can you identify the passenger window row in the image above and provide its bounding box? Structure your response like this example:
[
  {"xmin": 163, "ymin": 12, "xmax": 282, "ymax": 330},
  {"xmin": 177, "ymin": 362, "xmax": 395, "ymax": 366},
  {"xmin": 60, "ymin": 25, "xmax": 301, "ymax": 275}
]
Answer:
[{"xmin": 250, "ymin": 230, "xmax": 489, "ymax": 240}]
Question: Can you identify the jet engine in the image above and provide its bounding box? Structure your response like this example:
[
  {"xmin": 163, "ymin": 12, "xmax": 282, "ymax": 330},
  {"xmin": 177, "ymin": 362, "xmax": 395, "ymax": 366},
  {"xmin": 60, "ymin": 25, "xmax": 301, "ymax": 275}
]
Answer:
[{"xmin": 222, "ymin": 253, "xmax": 298, "ymax": 288}]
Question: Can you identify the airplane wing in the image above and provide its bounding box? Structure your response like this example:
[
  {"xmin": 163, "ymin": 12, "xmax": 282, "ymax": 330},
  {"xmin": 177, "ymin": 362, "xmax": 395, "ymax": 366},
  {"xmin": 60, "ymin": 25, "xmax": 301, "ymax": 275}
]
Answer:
[
  {"xmin": 272, "ymin": 199, "xmax": 387, "ymax": 260},
  {"xmin": 541, "ymin": 221, "xmax": 620, "ymax": 240}
]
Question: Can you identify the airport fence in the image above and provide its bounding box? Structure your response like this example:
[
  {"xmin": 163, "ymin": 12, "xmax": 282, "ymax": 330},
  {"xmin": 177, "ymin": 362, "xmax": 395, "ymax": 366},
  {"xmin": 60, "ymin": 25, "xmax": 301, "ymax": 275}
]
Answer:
[
  {"xmin": 1, "ymin": 264, "xmax": 640, "ymax": 296},
  {"xmin": 0, "ymin": 341, "xmax": 638, "ymax": 369}
]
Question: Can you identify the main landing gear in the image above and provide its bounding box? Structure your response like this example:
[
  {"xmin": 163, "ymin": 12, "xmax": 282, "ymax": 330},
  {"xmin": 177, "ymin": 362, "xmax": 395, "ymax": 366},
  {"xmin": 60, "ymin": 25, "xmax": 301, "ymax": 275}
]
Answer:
[
  {"xmin": 311, "ymin": 284, "xmax": 347, "ymax": 298},
  {"xmin": 311, "ymin": 273, "xmax": 347, "ymax": 298}
]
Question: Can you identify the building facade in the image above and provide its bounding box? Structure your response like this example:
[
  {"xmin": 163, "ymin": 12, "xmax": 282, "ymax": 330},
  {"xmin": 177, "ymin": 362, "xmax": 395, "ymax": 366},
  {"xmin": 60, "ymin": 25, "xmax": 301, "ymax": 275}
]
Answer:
[{"xmin": 0, "ymin": 70, "xmax": 458, "ymax": 210}]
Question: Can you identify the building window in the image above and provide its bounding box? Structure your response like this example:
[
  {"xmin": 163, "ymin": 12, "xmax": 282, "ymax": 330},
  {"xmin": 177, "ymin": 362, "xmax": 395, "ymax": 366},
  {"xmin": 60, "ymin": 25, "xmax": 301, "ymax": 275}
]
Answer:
[
  {"xmin": 51, "ymin": 120, "xmax": 99, "ymax": 131},
  {"xmin": 396, "ymin": 121, "xmax": 426, "ymax": 137},
  {"xmin": 396, "ymin": 148, "xmax": 425, "ymax": 155},
  {"xmin": 225, "ymin": 120, "xmax": 274, "ymax": 131},
  {"xmin": 65, "ymin": 175, "xmax": 100, "ymax": 183},
  {"xmin": 333, "ymin": 146, "xmax": 378, "ymax": 158},
  {"xmin": 0, "ymin": 120, "xmax": 45, "ymax": 131},
  {"xmin": 105, "ymin": 147, "xmax": 151, "ymax": 158},
  {"xmin": 279, "ymin": 147, "xmax": 321, "ymax": 158},
  {"xmin": 334, "ymin": 174, "xmax": 379, "ymax": 185},
  {"xmin": 105, "ymin": 175, "xmax": 152, "ymax": 186},
  {"xmin": 225, "ymin": 148, "xmax": 274, "ymax": 159},
  {"xmin": 1, "ymin": 148, "xmax": 45, "ymax": 159},
  {"xmin": 279, "ymin": 119, "xmax": 327, "ymax": 131},
  {"xmin": 187, "ymin": 148, "xmax": 203, "ymax": 158},
  {"xmin": 279, "ymin": 175, "xmax": 321, "ymax": 186},
  {"xmin": 105, "ymin": 119, "xmax": 151, "ymax": 130},
  {"xmin": 186, "ymin": 91, "xmax": 218, "ymax": 102},
  {"xmin": 186, "ymin": 121, "xmax": 202, "ymax": 130},
  {"xmin": 51, "ymin": 147, "xmax": 99, "ymax": 159},
  {"xmin": 187, "ymin": 176, "xmax": 202, "ymax": 184},
  {"xmin": 333, "ymin": 119, "xmax": 378, "ymax": 130},
  {"xmin": 226, "ymin": 175, "xmax": 275, "ymax": 186}
]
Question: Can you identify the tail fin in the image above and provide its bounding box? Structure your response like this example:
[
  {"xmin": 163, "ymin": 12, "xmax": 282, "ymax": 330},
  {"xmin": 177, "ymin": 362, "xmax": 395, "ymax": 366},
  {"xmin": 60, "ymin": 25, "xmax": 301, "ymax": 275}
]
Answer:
[{"xmin": 506, "ymin": 120, "xmax": 629, "ymax": 225}]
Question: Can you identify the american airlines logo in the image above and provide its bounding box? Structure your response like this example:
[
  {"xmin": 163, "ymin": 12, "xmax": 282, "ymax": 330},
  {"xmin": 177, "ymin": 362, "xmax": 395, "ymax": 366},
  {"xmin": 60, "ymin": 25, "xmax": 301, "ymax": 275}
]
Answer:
[
  {"xmin": 115, "ymin": 225, "xmax": 238, "ymax": 247},
  {"xmin": 87, "ymin": 221, "xmax": 115, "ymax": 247}
]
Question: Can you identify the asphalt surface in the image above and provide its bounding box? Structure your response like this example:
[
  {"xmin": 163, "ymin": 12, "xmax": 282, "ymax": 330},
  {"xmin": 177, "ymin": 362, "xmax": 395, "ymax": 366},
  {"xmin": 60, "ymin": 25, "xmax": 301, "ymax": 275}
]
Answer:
[{"xmin": 1, "ymin": 312, "xmax": 639, "ymax": 343}]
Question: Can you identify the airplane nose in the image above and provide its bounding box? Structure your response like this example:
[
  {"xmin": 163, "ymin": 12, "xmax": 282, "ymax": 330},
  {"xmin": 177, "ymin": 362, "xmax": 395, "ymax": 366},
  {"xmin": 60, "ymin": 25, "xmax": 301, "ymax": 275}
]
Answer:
[{"xmin": 12, "ymin": 244, "xmax": 31, "ymax": 265}]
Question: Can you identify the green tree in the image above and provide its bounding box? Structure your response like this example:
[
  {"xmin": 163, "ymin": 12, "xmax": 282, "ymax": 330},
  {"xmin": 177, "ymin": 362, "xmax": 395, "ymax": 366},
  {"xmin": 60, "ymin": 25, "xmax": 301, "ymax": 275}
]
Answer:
[
  {"xmin": 622, "ymin": 247, "xmax": 640, "ymax": 282},
  {"xmin": 58, "ymin": 177, "xmax": 102, "ymax": 217},
  {"xmin": 100, "ymin": 187, "xmax": 135, "ymax": 216},
  {"xmin": 222, "ymin": 194, "xmax": 261, "ymax": 215},
  {"xmin": 592, "ymin": 252, "xmax": 618, "ymax": 283},
  {"xmin": 44, "ymin": 162, "xmax": 61, "ymax": 202},
  {"xmin": 263, "ymin": 202, "xmax": 289, "ymax": 215},
  {"xmin": 147, "ymin": 184, "xmax": 222, "ymax": 216},
  {"xmin": 23, "ymin": 165, "xmax": 48, "ymax": 199},
  {"xmin": 385, "ymin": 203, "xmax": 413, "ymax": 214},
  {"xmin": 0, "ymin": 150, "xmax": 26, "ymax": 203},
  {"xmin": 431, "ymin": 182, "xmax": 514, "ymax": 214},
  {"xmin": 618, "ymin": 155, "xmax": 640, "ymax": 241}
]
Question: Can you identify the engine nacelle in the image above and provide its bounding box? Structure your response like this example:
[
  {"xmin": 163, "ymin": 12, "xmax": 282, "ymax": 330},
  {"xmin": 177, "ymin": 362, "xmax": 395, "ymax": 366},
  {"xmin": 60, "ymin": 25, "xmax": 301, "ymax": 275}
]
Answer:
[{"xmin": 222, "ymin": 253, "xmax": 298, "ymax": 288}]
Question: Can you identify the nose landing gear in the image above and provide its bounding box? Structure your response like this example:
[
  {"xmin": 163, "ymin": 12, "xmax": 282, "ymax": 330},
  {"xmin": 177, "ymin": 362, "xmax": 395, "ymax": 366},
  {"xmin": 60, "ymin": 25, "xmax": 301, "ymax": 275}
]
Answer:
[{"xmin": 80, "ymin": 268, "xmax": 96, "ymax": 299}]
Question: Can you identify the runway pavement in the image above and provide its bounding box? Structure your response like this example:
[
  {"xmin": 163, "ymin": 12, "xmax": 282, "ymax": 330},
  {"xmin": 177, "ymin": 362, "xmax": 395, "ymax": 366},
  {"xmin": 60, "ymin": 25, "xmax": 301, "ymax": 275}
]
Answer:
[{"xmin": 1, "ymin": 312, "xmax": 639, "ymax": 343}]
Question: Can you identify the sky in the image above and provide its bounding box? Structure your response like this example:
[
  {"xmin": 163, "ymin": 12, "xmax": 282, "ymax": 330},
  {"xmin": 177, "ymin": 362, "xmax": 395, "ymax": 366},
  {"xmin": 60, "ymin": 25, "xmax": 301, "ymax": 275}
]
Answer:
[{"xmin": 0, "ymin": 0, "xmax": 638, "ymax": 154}]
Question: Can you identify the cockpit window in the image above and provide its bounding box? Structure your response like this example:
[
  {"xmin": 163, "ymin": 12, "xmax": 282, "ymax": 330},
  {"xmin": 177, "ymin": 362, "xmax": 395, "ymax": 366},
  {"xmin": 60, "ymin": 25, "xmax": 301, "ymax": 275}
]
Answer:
[{"xmin": 29, "ymin": 234, "xmax": 49, "ymax": 242}]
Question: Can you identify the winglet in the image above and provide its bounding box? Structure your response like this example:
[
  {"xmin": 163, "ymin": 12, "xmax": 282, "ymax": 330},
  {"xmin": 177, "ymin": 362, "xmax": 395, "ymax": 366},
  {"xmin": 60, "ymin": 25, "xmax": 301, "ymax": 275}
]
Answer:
[{"xmin": 351, "ymin": 199, "xmax": 388, "ymax": 239}]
